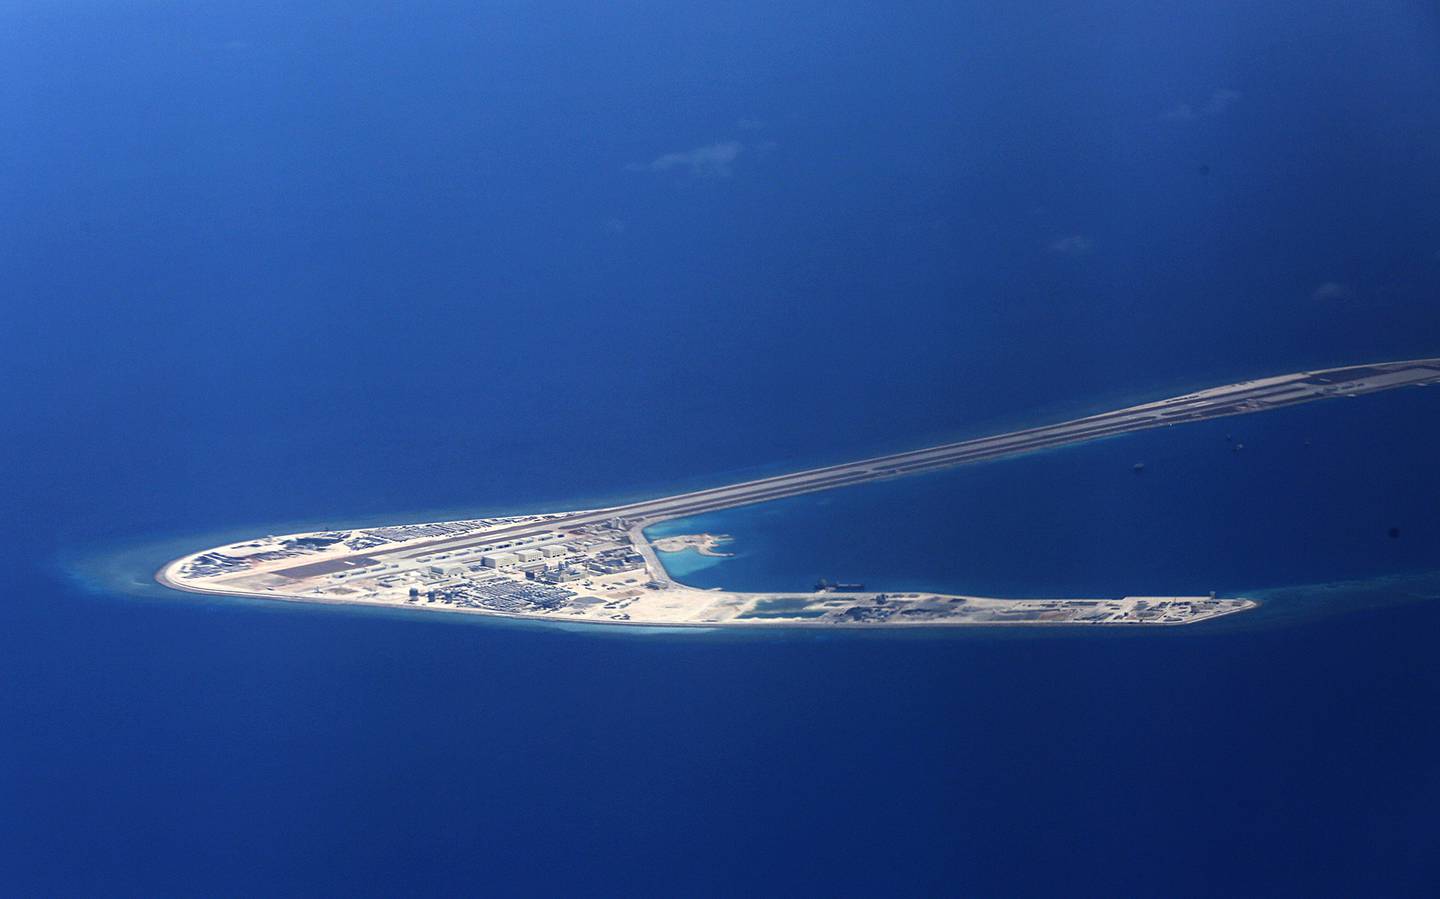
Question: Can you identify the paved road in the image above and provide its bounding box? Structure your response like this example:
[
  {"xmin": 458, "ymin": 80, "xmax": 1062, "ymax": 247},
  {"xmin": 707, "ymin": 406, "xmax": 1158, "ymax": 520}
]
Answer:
[{"xmin": 275, "ymin": 358, "xmax": 1440, "ymax": 578}]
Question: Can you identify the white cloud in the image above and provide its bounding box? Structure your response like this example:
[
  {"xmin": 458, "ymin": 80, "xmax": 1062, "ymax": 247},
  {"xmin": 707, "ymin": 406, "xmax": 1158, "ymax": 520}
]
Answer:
[
  {"xmin": 737, "ymin": 117, "xmax": 765, "ymax": 131},
  {"xmin": 602, "ymin": 218, "xmax": 626, "ymax": 234},
  {"xmin": 627, "ymin": 141, "xmax": 743, "ymax": 178},
  {"xmin": 1202, "ymin": 88, "xmax": 1242, "ymax": 115},
  {"xmin": 1311, "ymin": 281, "xmax": 1352, "ymax": 301},
  {"xmin": 1161, "ymin": 88, "xmax": 1242, "ymax": 122},
  {"xmin": 1049, "ymin": 234, "xmax": 1095, "ymax": 256}
]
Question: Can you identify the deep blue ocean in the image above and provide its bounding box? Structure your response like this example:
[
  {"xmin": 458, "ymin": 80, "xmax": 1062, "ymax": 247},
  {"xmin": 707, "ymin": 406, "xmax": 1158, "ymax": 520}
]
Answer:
[{"xmin": 4, "ymin": 2, "xmax": 1440, "ymax": 896}]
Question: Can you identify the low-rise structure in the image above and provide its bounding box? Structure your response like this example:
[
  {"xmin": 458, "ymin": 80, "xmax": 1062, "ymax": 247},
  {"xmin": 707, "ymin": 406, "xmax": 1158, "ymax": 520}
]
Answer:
[{"xmin": 481, "ymin": 552, "xmax": 520, "ymax": 569}]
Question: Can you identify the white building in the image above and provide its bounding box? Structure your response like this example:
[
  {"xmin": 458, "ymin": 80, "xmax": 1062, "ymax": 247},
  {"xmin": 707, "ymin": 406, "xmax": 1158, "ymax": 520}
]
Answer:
[{"xmin": 481, "ymin": 552, "xmax": 520, "ymax": 569}]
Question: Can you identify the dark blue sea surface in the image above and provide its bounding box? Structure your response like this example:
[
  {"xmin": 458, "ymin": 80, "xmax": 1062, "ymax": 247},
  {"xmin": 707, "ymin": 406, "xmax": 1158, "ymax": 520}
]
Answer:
[{"xmin": 4, "ymin": 1, "xmax": 1440, "ymax": 896}]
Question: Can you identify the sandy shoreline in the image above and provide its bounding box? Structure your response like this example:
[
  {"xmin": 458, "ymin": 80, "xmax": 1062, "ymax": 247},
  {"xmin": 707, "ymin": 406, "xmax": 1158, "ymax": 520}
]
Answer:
[
  {"xmin": 154, "ymin": 569, "xmax": 1254, "ymax": 629},
  {"xmin": 154, "ymin": 536, "xmax": 1254, "ymax": 629},
  {"xmin": 143, "ymin": 359, "xmax": 1440, "ymax": 630},
  {"xmin": 652, "ymin": 533, "xmax": 734, "ymax": 557}
]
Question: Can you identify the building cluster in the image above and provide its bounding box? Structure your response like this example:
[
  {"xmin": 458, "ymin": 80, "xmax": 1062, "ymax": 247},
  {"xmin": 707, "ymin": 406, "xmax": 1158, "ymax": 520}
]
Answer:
[
  {"xmin": 412, "ymin": 577, "xmax": 575, "ymax": 614},
  {"xmin": 478, "ymin": 544, "xmax": 568, "ymax": 569},
  {"xmin": 309, "ymin": 518, "xmax": 653, "ymax": 617}
]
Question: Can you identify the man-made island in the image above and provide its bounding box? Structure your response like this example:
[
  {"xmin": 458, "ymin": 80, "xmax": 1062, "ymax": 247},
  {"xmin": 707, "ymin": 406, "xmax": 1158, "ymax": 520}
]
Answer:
[{"xmin": 158, "ymin": 358, "xmax": 1440, "ymax": 627}]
